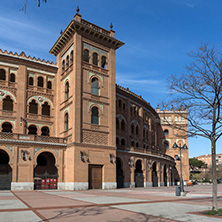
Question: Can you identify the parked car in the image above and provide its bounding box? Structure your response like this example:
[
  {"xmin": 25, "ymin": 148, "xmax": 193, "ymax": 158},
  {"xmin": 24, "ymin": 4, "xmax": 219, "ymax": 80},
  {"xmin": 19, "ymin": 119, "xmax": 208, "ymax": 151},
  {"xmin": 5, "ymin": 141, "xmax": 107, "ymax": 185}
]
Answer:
[{"xmin": 217, "ymin": 179, "xmax": 222, "ymax": 184}]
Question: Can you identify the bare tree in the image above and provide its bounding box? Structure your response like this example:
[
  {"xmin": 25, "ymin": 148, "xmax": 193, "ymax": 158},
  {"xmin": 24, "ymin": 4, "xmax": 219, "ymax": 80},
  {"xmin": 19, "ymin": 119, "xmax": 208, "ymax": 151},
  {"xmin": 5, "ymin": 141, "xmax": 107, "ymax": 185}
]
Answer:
[
  {"xmin": 162, "ymin": 43, "xmax": 222, "ymax": 210},
  {"xmin": 20, "ymin": 0, "xmax": 47, "ymax": 13}
]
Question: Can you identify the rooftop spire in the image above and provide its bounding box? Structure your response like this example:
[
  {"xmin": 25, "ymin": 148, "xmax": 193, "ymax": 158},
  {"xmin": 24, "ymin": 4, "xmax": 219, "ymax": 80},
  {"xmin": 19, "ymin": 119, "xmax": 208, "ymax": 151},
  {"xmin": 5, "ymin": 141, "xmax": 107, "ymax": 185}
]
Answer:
[
  {"xmin": 110, "ymin": 23, "xmax": 113, "ymax": 31},
  {"xmin": 76, "ymin": 6, "xmax": 80, "ymax": 14},
  {"xmin": 74, "ymin": 6, "xmax": 82, "ymax": 21}
]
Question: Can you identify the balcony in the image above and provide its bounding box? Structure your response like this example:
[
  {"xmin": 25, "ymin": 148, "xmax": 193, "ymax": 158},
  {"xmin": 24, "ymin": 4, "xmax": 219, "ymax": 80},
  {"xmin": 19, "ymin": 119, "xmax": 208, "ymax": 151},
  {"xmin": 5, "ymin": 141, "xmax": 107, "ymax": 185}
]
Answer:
[
  {"xmin": 27, "ymin": 86, "xmax": 54, "ymax": 102},
  {"xmin": 83, "ymin": 62, "xmax": 108, "ymax": 75},
  {"xmin": 0, "ymin": 110, "xmax": 16, "ymax": 118},
  {"xmin": 26, "ymin": 113, "xmax": 53, "ymax": 122},
  {"xmin": 0, "ymin": 132, "xmax": 66, "ymax": 146},
  {"xmin": 0, "ymin": 80, "xmax": 17, "ymax": 96}
]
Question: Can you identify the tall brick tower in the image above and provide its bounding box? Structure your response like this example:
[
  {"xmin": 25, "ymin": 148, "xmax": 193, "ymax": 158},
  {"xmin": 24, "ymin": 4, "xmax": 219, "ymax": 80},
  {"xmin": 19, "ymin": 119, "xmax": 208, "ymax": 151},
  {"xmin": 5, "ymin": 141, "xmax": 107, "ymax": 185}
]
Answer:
[{"xmin": 50, "ymin": 8, "xmax": 124, "ymax": 190}]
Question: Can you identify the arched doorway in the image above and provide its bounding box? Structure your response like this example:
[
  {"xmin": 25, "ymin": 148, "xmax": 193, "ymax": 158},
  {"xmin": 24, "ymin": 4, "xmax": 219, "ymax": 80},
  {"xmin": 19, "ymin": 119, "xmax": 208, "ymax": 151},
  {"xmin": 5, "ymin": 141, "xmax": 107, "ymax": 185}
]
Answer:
[
  {"xmin": 134, "ymin": 159, "xmax": 144, "ymax": 187},
  {"xmin": 152, "ymin": 162, "xmax": 158, "ymax": 187},
  {"xmin": 34, "ymin": 152, "xmax": 58, "ymax": 189},
  {"xmin": 164, "ymin": 165, "xmax": 167, "ymax": 186},
  {"xmin": 0, "ymin": 150, "xmax": 12, "ymax": 190},
  {"xmin": 116, "ymin": 157, "xmax": 124, "ymax": 188}
]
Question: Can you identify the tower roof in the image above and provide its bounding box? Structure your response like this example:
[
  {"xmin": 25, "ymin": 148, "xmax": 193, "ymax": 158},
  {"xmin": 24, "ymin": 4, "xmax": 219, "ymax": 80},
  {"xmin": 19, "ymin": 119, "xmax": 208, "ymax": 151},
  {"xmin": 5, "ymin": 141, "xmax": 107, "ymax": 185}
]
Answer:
[{"xmin": 49, "ymin": 9, "xmax": 124, "ymax": 56}]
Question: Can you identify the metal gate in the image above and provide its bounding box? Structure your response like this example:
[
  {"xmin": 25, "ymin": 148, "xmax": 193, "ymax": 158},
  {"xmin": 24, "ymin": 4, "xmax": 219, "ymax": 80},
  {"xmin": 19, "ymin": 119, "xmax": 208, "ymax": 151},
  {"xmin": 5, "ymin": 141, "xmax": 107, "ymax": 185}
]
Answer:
[
  {"xmin": 0, "ymin": 171, "xmax": 11, "ymax": 190},
  {"xmin": 135, "ymin": 173, "xmax": 144, "ymax": 187},
  {"xmin": 152, "ymin": 175, "xmax": 158, "ymax": 187}
]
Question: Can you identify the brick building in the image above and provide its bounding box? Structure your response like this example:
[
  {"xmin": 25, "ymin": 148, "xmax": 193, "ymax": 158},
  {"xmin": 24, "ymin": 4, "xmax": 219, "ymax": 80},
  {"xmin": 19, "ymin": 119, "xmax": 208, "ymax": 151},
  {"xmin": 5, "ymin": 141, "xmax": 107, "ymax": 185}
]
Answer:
[
  {"xmin": 0, "ymin": 9, "xmax": 189, "ymax": 190},
  {"xmin": 196, "ymin": 154, "xmax": 222, "ymax": 167}
]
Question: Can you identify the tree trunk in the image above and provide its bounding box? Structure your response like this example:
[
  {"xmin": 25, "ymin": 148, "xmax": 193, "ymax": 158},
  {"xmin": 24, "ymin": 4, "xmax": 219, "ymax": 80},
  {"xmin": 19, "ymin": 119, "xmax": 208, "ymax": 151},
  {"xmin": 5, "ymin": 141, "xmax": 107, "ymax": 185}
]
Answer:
[{"xmin": 211, "ymin": 139, "xmax": 218, "ymax": 210}]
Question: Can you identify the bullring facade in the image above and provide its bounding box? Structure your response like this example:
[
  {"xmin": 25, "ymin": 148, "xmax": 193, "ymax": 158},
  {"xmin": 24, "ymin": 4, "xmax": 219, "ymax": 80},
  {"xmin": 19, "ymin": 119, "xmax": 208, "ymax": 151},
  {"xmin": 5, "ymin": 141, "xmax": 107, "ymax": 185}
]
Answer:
[{"xmin": 0, "ymin": 9, "xmax": 189, "ymax": 190}]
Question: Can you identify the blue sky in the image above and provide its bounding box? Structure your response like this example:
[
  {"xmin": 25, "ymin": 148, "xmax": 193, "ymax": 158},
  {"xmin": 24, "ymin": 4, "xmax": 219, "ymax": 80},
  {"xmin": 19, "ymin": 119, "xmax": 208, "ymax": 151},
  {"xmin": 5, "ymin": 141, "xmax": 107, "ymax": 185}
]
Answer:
[{"xmin": 1, "ymin": 0, "xmax": 222, "ymax": 157}]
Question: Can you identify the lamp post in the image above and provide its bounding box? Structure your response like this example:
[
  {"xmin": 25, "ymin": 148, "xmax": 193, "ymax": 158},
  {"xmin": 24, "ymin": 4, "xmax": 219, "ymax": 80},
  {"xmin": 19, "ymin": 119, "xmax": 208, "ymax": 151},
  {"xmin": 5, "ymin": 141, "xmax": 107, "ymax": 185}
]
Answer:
[{"xmin": 172, "ymin": 142, "xmax": 188, "ymax": 193}]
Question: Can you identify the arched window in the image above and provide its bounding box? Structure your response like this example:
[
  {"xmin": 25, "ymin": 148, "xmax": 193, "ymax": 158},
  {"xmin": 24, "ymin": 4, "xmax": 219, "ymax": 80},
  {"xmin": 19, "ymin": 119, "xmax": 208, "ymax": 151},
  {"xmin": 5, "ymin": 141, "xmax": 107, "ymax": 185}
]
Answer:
[
  {"xmin": 164, "ymin": 129, "xmax": 169, "ymax": 136},
  {"xmin": 119, "ymin": 100, "xmax": 122, "ymax": 108},
  {"xmin": 42, "ymin": 102, "xmax": 50, "ymax": 116},
  {"xmin": 2, "ymin": 122, "xmax": 12, "ymax": 133},
  {"xmin": 116, "ymin": 118, "xmax": 119, "ymax": 130},
  {"xmin": 41, "ymin": 126, "xmax": 50, "ymax": 136},
  {"xmin": 3, "ymin": 96, "xmax": 13, "ymax": 111},
  {"xmin": 121, "ymin": 119, "xmax": 125, "ymax": 131},
  {"xmin": 28, "ymin": 125, "xmax": 37, "ymax": 135},
  {"xmin": 66, "ymin": 55, "xmax": 69, "ymax": 68},
  {"xmin": 0, "ymin": 69, "xmax": 6, "ymax": 80},
  {"xmin": 70, "ymin": 51, "xmax": 73, "ymax": 64},
  {"xmin": 29, "ymin": 77, "xmax": 33, "ymax": 85},
  {"xmin": 62, "ymin": 60, "xmax": 65, "ymax": 72},
  {"xmin": 116, "ymin": 137, "xmax": 119, "ymax": 145},
  {"xmin": 101, "ymin": 56, "xmax": 106, "ymax": 69},
  {"xmin": 131, "ymin": 141, "xmax": 135, "ymax": 147},
  {"xmin": 136, "ymin": 125, "xmax": 139, "ymax": 135},
  {"xmin": 10, "ymin": 73, "xmax": 15, "ymax": 82},
  {"xmin": 29, "ymin": 100, "xmax": 38, "ymax": 114},
  {"xmin": 83, "ymin": 49, "xmax": 89, "ymax": 62},
  {"xmin": 91, "ymin": 77, "xmax": 99, "ymax": 95},
  {"xmin": 91, "ymin": 106, "xmax": 99, "ymax": 125},
  {"xmin": 136, "ymin": 142, "xmax": 139, "ymax": 148},
  {"xmin": 92, "ymin": 53, "xmax": 98, "ymax": 66},
  {"xmin": 37, "ymin": 76, "xmax": 44, "ymax": 87},
  {"xmin": 121, "ymin": 139, "xmax": 125, "ymax": 146},
  {"xmin": 164, "ymin": 140, "xmax": 169, "ymax": 149},
  {"xmin": 131, "ymin": 124, "xmax": 134, "ymax": 134},
  {"xmin": 47, "ymin": 81, "xmax": 52, "ymax": 89},
  {"xmin": 65, "ymin": 81, "xmax": 69, "ymax": 99},
  {"xmin": 64, "ymin": 113, "xmax": 69, "ymax": 131}
]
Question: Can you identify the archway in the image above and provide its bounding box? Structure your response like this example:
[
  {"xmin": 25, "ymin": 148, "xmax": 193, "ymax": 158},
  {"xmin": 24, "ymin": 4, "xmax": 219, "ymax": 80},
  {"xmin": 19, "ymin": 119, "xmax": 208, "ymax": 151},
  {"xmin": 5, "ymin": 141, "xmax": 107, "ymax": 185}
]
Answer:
[
  {"xmin": 28, "ymin": 125, "xmax": 37, "ymax": 135},
  {"xmin": 134, "ymin": 159, "xmax": 144, "ymax": 187},
  {"xmin": 152, "ymin": 162, "xmax": 158, "ymax": 187},
  {"xmin": 164, "ymin": 165, "xmax": 167, "ymax": 186},
  {"xmin": 2, "ymin": 122, "xmax": 12, "ymax": 133},
  {"xmin": 116, "ymin": 157, "xmax": 124, "ymax": 188},
  {"xmin": 0, "ymin": 149, "xmax": 12, "ymax": 190},
  {"xmin": 34, "ymin": 152, "xmax": 58, "ymax": 189}
]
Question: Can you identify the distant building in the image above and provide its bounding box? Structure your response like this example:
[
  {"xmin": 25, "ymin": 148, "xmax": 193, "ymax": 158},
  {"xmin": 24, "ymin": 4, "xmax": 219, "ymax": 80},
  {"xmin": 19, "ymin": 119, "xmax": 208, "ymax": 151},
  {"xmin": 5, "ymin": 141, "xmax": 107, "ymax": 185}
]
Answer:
[{"xmin": 195, "ymin": 154, "xmax": 222, "ymax": 168}]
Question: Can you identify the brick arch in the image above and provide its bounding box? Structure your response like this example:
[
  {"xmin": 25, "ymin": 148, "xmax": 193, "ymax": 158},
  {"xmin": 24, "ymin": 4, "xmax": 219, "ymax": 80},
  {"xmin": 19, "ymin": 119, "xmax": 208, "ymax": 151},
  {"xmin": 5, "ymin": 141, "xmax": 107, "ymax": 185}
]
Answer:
[
  {"xmin": 89, "ymin": 103, "xmax": 103, "ymax": 115},
  {"xmin": 134, "ymin": 158, "xmax": 145, "ymax": 172},
  {"xmin": 27, "ymin": 96, "xmax": 53, "ymax": 109},
  {"xmin": 0, "ymin": 147, "xmax": 13, "ymax": 167},
  {"xmin": 33, "ymin": 149, "xmax": 59, "ymax": 168},
  {"xmin": 0, "ymin": 90, "xmax": 16, "ymax": 102},
  {"xmin": 1, "ymin": 121, "xmax": 14, "ymax": 132}
]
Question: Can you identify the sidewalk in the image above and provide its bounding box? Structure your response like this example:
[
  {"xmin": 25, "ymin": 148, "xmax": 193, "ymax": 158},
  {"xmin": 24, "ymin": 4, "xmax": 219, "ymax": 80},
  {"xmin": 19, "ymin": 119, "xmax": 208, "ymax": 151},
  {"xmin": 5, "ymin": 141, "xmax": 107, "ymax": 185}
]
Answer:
[{"xmin": 0, "ymin": 185, "xmax": 222, "ymax": 222}]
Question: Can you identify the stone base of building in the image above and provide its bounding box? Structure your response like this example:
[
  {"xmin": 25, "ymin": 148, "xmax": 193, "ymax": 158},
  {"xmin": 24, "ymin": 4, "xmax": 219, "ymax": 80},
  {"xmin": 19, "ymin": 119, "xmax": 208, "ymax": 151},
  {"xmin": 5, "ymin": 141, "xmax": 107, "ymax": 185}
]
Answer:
[
  {"xmin": 58, "ymin": 182, "xmax": 116, "ymax": 190},
  {"xmin": 144, "ymin": 182, "xmax": 153, "ymax": 187},
  {"xmin": 159, "ymin": 182, "xmax": 164, "ymax": 187},
  {"xmin": 11, "ymin": 182, "xmax": 34, "ymax": 190},
  {"xmin": 123, "ymin": 182, "xmax": 135, "ymax": 188},
  {"xmin": 102, "ymin": 182, "xmax": 116, "ymax": 189},
  {"xmin": 58, "ymin": 182, "xmax": 88, "ymax": 190}
]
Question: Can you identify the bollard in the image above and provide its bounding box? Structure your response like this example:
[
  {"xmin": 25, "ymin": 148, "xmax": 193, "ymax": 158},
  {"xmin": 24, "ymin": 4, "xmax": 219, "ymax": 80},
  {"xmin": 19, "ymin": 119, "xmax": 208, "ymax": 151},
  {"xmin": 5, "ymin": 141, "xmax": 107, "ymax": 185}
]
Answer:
[{"xmin": 176, "ymin": 186, "xmax": 181, "ymax": 196}]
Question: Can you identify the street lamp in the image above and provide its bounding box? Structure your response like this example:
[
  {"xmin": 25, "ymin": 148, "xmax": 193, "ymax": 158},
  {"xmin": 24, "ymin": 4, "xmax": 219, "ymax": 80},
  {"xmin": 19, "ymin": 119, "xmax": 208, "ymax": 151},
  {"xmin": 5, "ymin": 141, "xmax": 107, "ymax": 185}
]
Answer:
[{"xmin": 172, "ymin": 142, "xmax": 188, "ymax": 193}]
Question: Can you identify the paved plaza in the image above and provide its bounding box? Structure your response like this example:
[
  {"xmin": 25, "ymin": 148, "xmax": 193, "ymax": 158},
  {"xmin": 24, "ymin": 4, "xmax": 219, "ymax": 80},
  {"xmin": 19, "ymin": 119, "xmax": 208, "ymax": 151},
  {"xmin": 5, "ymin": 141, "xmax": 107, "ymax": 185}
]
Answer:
[{"xmin": 0, "ymin": 185, "xmax": 222, "ymax": 222}]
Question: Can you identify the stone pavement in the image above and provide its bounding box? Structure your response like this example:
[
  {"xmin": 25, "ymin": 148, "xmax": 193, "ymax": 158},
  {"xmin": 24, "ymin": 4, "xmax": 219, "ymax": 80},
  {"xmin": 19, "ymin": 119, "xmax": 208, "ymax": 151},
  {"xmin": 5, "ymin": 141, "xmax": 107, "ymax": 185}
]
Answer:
[{"xmin": 0, "ymin": 185, "xmax": 222, "ymax": 222}]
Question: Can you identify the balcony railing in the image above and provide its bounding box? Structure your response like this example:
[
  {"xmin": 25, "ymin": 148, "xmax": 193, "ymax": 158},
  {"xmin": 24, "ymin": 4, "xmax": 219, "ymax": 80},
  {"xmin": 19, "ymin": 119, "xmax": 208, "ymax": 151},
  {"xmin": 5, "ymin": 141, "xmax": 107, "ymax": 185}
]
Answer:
[{"xmin": 0, "ymin": 132, "xmax": 66, "ymax": 145}]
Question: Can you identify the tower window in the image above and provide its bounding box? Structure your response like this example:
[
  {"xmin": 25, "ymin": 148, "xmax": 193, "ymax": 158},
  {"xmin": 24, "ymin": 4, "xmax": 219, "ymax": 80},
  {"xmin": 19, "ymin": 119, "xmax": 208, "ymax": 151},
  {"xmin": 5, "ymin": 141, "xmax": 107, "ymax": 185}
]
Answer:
[
  {"xmin": 92, "ymin": 53, "xmax": 98, "ymax": 66},
  {"xmin": 83, "ymin": 49, "xmax": 89, "ymax": 62},
  {"xmin": 91, "ymin": 77, "xmax": 99, "ymax": 95},
  {"xmin": 91, "ymin": 106, "xmax": 99, "ymax": 125}
]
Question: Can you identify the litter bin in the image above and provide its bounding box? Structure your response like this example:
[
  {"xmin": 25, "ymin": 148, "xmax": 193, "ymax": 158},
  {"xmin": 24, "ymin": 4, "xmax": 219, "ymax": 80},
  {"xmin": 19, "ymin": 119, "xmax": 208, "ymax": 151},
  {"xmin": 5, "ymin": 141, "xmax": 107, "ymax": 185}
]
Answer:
[{"xmin": 176, "ymin": 186, "xmax": 181, "ymax": 196}]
